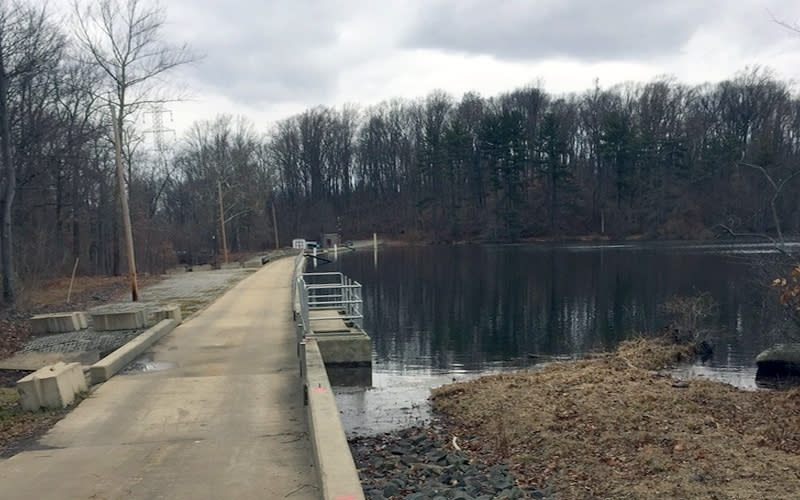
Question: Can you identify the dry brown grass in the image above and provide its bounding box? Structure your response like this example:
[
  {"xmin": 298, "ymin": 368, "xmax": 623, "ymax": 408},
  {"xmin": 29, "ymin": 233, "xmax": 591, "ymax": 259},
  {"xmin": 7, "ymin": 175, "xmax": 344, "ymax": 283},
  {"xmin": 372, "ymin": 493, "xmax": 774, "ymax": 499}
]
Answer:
[
  {"xmin": 615, "ymin": 336, "xmax": 695, "ymax": 370},
  {"xmin": 25, "ymin": 274, "xmax": 163, "ymax": 309},
  {"xmin": 432, "ymin": 341, "xmax": 800, "ymax": 500}
]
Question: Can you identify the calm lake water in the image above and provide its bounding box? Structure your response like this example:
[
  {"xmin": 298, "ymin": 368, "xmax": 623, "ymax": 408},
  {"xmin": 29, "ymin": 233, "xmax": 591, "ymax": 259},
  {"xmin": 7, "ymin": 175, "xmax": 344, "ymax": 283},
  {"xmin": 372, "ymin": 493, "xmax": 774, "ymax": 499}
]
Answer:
[{"xmin": 328, "ymin": 243, "xmax": 797, "ymax": 435}]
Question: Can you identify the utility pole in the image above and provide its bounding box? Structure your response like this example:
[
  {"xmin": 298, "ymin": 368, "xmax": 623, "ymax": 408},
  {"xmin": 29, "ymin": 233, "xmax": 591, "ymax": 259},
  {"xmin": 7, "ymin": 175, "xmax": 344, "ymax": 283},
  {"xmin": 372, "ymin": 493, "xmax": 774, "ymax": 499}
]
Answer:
[
  {"xmin": 271, "ymin": 200, "xmax": 279, "ymax": 249},
  {"xmin": 218, "ymin": 180, "xmax": 229, "ymax": 264},
  {"xmin": 111, "ymin": 105, "xmax": 138, "ymax": 301}
]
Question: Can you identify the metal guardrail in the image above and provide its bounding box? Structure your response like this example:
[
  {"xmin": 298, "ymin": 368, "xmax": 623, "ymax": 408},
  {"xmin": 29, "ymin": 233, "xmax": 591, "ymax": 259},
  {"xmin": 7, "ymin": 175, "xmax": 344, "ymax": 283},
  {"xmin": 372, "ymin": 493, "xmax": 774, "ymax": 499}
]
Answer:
[{"xmin": 296, "ymin": 272, "xmax": 363, "ymax": 335}]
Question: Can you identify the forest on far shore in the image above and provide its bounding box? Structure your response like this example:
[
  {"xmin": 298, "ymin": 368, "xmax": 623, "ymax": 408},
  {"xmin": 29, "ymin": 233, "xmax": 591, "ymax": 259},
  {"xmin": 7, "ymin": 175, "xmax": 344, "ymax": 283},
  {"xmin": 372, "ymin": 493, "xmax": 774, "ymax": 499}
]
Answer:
[{"xmin": 261, "ymin": 66, "xmax": 800, "ymax": 246}]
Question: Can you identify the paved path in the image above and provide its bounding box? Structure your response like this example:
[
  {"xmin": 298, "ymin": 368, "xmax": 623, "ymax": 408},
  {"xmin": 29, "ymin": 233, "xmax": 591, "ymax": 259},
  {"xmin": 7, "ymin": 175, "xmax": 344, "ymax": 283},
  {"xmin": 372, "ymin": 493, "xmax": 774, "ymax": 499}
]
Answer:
[{"xmin": 0, "ymin": 259, "xmax": 320, "ymax": 499}]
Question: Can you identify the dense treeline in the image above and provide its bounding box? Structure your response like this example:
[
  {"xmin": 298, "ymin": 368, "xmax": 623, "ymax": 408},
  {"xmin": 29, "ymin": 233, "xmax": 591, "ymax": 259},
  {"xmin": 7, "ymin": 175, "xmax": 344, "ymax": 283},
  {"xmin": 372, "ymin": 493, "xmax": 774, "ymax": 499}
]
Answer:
[
  {"xmin": 3, "ymin": 0, "xmax": 800, "ymax": 306},
  {"xmin": 263, "ymin": 70, "xmax": 800, "ymax": 244}
]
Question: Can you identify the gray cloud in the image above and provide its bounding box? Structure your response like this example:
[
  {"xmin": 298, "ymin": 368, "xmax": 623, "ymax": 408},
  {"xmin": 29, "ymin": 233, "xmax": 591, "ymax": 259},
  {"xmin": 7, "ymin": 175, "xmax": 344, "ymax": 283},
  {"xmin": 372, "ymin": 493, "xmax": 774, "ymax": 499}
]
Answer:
[
  {"xmin": 404, "ymin": 0, "xmax": 722, "ymax": 62},
  {"xmin": 162, "ymin": 0, "xmax": 800, "ymax": 124},
  {"xmin": 170, "ymin": 0, "xmax": 359, "ymax": 106}
]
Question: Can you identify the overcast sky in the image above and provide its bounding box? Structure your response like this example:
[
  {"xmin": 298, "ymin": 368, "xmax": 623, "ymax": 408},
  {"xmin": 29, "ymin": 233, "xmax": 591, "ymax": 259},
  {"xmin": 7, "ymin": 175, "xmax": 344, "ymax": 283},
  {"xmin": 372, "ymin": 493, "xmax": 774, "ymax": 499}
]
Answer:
[{"xmin": 155, "ymin": 0, "xmax": 800, "ymax": 138}]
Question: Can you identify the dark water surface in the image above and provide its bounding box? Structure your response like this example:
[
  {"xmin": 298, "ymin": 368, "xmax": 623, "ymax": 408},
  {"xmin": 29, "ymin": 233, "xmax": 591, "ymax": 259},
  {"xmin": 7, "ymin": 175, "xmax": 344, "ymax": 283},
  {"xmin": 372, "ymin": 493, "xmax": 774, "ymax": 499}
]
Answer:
[{"xmin": 329, "ymin": 243, "xmax": 794, "ymax": 435}]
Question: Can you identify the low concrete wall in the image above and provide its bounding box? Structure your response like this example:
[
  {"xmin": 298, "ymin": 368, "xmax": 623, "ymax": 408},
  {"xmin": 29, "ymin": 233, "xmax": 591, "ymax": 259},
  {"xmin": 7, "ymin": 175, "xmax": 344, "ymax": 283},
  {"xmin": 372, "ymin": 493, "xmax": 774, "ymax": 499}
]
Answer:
[
  {"xmin": 310, "ymin": 332, "xmax": 372, "ymax": 365},
  {"xmin": 303, "ymin": 339, "xmax": 365, "ymax": 500},
  {"xmin": 89, "ymin": 318, "xmax": 178, "ymax": 384}
]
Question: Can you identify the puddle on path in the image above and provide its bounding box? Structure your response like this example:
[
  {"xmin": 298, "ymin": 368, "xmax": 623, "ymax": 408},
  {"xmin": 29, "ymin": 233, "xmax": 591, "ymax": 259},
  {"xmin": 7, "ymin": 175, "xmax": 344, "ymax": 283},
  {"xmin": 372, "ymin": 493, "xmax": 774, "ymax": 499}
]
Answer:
[{"xmin": 119, "ymin": 353, "xmax": 176, "ymax": 374}]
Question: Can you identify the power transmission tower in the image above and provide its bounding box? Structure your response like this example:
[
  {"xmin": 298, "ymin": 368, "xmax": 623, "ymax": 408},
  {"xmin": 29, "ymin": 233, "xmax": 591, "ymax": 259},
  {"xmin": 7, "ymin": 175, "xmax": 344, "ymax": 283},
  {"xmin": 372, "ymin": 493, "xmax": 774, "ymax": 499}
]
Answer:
[{"xmin": 144, "ymin": 104, "xmax": 175, "ymax": 157}]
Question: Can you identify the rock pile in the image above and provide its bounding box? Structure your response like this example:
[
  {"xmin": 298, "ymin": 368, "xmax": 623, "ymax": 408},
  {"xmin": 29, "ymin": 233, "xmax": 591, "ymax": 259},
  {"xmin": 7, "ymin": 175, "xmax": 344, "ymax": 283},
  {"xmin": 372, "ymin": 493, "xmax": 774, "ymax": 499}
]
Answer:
[{"xmin": 349, "ymin": 426, "xmax": 550, "ymax": 500}]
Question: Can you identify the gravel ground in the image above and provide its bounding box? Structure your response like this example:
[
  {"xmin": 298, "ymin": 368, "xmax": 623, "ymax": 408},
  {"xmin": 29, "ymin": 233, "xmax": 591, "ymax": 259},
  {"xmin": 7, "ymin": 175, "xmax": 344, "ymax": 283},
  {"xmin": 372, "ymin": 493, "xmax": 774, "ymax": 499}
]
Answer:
[{"xmin": 120, "ymin": 268, "xmax": 255, "ymax": 315}]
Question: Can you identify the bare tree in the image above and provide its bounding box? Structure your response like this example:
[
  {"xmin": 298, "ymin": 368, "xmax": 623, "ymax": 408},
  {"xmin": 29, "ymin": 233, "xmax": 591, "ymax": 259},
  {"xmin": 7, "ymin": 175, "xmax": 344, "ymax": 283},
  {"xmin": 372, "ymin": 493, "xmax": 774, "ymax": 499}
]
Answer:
[
  {"xmin": 73, "ymin": 0, "xmax": 195, "ymax": 300},
  {"xmin": 0, "ymin": 2, "xmax": 64, "ymax": 305}
]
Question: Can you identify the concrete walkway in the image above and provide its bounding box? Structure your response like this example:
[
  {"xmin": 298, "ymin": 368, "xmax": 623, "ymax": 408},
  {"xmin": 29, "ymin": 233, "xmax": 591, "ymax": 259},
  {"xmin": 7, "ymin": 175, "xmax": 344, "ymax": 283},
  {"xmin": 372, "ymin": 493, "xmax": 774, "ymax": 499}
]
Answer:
[{"xmin": 0, "ymin": 259, "xmax": 320, "ymax": 499}]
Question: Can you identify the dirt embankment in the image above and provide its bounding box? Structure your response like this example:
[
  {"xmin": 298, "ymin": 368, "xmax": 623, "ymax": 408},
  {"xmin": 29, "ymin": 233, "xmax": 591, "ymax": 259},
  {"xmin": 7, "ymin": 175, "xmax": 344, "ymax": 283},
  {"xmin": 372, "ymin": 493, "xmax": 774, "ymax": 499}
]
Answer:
[{"xmin": 432, "ymin": 338, "xmax": 800, "ymax": 500}]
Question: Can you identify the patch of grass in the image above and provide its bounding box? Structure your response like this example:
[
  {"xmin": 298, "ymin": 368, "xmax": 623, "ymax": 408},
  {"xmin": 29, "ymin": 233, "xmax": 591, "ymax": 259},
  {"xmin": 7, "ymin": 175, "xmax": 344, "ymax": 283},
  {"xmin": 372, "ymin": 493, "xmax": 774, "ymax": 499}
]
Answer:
[{"xmin": 432, "ymin": 339, "xmax": 800, "ymax": 500}]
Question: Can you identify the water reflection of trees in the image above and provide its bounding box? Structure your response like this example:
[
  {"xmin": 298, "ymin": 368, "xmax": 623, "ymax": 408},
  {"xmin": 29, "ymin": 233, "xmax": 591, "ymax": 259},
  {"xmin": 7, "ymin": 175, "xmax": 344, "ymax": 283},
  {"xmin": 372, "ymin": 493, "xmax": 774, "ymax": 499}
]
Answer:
[{"xmin": 335, "ymin": 246, "xmax": 767, "ymax": 372}]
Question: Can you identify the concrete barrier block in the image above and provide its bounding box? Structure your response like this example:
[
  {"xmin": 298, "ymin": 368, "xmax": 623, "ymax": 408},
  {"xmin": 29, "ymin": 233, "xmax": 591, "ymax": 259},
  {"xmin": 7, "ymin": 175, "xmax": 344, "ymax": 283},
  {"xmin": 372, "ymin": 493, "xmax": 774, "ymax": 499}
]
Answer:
[
  {"xmin": 30, "ymin": 317, "xmax": 50, "ymax": 335},
  {"xmin": 149, "ymin": 304, "xmax": 182, "ymax": 326},
  {"xmin": 38, "ymin": 364, "xmax": 74, "ymax": 408},
  {"xmin": 16, "ymin": 372, "xmax": 42, "ymax": 411},
  {"xmin": 90, "ymin": 319, "xmax": 178, "ymax": 384},
  {"xmin": 16, "ymin": 362, "xmax": 87, "ymax": 411},
  {"xmin": 91, "ymin": 309, "xmax": 146, "ymax": 331},
  {"xmin": 75, "ymin": 312, "xmax": 88, "ymax": 329},
  {"xmin": 64, "ymin": 362, "xmax": 89, "ymax": 395},
  {"xmin": 30, "ymin": 312, "xmax": 88, "ymax": 335}
]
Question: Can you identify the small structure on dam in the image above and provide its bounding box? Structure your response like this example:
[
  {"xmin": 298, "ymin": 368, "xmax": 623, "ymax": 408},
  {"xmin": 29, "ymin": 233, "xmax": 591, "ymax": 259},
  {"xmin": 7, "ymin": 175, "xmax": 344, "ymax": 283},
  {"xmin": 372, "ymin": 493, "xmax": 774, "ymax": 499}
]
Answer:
[{"xmin": 295, "ymin": 270, "xmax": 372, "ymax": 386}]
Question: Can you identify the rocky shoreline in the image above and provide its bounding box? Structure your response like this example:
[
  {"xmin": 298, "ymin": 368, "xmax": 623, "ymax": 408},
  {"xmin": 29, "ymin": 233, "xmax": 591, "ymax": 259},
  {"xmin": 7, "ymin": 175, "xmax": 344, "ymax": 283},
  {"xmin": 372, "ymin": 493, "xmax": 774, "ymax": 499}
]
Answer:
[{"xmin": 349, "ymin": 425, "xmax": 549, "ymax": 500}]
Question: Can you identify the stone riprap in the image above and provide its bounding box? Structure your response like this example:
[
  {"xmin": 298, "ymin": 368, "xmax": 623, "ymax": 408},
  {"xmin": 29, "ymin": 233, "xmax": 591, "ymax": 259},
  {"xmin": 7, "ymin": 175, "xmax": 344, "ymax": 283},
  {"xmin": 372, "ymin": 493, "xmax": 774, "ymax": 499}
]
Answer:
[{"xmin": 349, "ymin": 426, "xmax": 550, "ymax": 500}]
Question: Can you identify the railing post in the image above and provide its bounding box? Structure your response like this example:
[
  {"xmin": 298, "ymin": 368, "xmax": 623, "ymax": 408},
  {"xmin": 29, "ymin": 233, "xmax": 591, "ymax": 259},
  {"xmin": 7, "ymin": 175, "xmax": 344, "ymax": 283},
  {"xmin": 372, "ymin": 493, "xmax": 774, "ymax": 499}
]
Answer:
[
  {"xmin": 299, "ymin": 339, "xmax": 307, "ymax": 405},
  {"xmin": 296, "ymin": 322, "xmax": 304, "ymax": 357}
]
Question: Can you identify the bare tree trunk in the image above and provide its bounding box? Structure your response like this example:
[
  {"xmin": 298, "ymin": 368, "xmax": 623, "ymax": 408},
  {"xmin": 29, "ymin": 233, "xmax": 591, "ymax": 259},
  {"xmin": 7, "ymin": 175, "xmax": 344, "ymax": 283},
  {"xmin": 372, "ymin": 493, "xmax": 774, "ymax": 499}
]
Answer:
[
  {"xmin": 0, "ymin": 50, "xmax": 15, "ymax": 304},
  {"xmin": 71, "ymin": 162, "xmax": 80, "ymax": 265}
]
